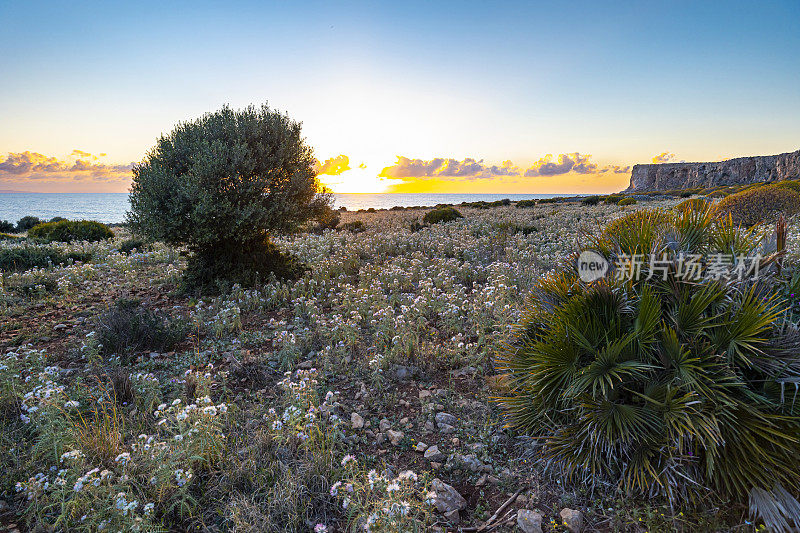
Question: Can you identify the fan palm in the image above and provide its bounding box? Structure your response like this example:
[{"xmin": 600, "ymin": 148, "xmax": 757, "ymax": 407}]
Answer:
[{"xmin": 497, "ymin": 207, "xmax": 800, "ymax": 531}]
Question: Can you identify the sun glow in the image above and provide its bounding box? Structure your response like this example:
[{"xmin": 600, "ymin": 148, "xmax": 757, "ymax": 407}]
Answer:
[{"xmin": 318, "ymin": 163, "xmax": 388, "ymax": 193}]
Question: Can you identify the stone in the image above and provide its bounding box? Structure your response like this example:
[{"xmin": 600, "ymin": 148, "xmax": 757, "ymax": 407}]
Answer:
[
  {"xmin": 438, "ymin": 423, "xmax": 455, "ymax": 434},
  {"xmin": 350, "ymin": 412, "xmax": 364, "ymax": 429},
  {"xmin": 379, "ymin": 418, "xmax": 391, "ymax": 432},
  {"xmin": 517, "ymin": 510, "xmax": 543, "ymax": 533},
  {"xmin": 392, "ymin": 365, "xmax": 419, "ymax": 380},
  {"xmin": 419, "ymin": 389, "xmax": 432, "ymax": 400},
  {"xmin": 435, "ymin": 412, "xmax": 457, "ymax": 426},
  {"xmin": 53, "ymin": 324, "xmax": 67, "ymax": 331},
  {"xmin": 424, "ymin": 421, "xmax": 435, "ymax": 432},
  {"xmin": 429, "ymin": 478, "xmax": 467, "ymax": 514},
  {"xmin": 627, "ymin": 149, "xmax": 800, "ymax": 192},
  {"xmin": 387, "ymin": 429, "xmax": 404, "ymax": 445},
  {"xmin": 444, "ymin": 509, "xmax": 460, "ymax": 524},
  {"xmin": 424, "ymin": 445, "xmax": 446, "ymax": 462},
  {"xmin": 415, "ymin": 441, "xmax": 429, "ymax": 452},
  {"xmin": 559, "ymin": 508, "xmax": 584, "ymax": 533},
  {"xmin": 375, "ymin": 433, "xmax": 386, "ymax": 445},
  {"xmin": 297, "ymin": 359, "xmax": 314, "ymax": 369},
  {"xmin": 451, "ymin": 366, "xmax": 477, "ymax": 378}
]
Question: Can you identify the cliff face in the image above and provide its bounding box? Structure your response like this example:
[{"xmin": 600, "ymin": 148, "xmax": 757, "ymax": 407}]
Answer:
[{"xmin": 625, "ymin": 149, "xmax": 800, "ymax": 192}]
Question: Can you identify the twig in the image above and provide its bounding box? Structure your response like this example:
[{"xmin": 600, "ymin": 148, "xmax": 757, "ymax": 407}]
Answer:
[{"xmin": 460, "ymin": 487, "xmax": 526, "ymax": 532}]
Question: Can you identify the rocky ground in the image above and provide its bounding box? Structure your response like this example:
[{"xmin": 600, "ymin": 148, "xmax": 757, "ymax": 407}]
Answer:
[{"xmin": 0, "ymin": 200, "xmax": 767, "ymax": 532}]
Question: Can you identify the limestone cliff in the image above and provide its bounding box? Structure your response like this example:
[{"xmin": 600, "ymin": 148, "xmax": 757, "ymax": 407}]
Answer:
[{"xmin": 625, "ymin": 149, "xmax": 800, "ymax": 192}]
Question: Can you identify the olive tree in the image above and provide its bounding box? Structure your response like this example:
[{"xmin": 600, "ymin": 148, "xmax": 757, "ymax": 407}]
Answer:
[{"xmin": 127, "ymin": 104, "xmax": 331, "ymax": 290}]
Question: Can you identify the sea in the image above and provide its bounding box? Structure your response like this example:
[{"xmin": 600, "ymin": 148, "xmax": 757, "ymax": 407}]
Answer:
[{"xmin": 0, "ymin": 192, "xmax": 573, "ymax": 225}]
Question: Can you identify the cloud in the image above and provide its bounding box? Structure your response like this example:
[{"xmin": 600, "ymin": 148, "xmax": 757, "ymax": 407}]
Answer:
[
  {"xmin": 315, "ymin": 154, "xmax": 351, "ymax": 176},
  {"xmin": 523, "ymin": 152, "xmax": 622, "ymax": 177},
  {"xmin": 0, "ymin": 151, "xmax": 133, "ymax": 184},
  {"xmin": 380, "ymin": 157, "xmax": 520, "ymax": 181},
  {"xmin": 652, "ymin": 152, "xmax": 676, "ymax": 164}
]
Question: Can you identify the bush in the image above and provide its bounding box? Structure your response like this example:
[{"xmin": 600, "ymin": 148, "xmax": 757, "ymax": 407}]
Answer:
[
  {"xmin": 422, "ymin": 207, "xmax": 463, "ymax": 225},
  {"xmin": 127, "ymin": 104, "xmax": 330, "ymax": 292},
  {"xmin": 96, "ymin": 299, "xmax": 187, "ymax": 365},
  {"xmin": 342, "ymin": 220, "xmax": 366, "ymax": 233},
  {"xmin": 772, "ymin": 179, "xmax": 800, "ymax": 192},
  {"xmin": 315, "ymin": 206, "xmax": 340, "ymax": 230},
  {"xmin": 714, "ymin": 184, "xmax": 800, "ymax": 226},
  {"xmin": 27, "ymin": 219, "xmax": 114, "ymax": 243},
  {"xmin": 0, "ymin": 246, "xmax": 92, "ymax": 272},
  {"xmin": 604, "ymin": 195, "xmax": 622, "ymax": 204},
  {"xmin": 515, "ymin": 199, "xmax": 537, "ymax": 208},
  {"xmin": 117, "ymin": 238, "xmax": 147, "ymax": 254},
  {"xmin": 497, "ymin": 207, "xmax": 800, "ymax": 530},
  {"xmin": 617, "ymin": 197, "xmax": 636, "ymax": 206},
  {"xmin": 16, "ymin": 216, "xmax": 41, "ymax": 232},
  {"xmin": 0, "ymin": 220, "xmax": 14, "ymax": 233},
  {"xmin": 680, "ymin": 190, "xmax": 694, "ymax": 197},
  {"xmin": 581, "ymin": 195, "xmax": 601, "ymax": 206},
  {"xmin": 675, "ymin": 197, "xmax": 710, "ymax": 214},
  {"xmin": 49, "ymin": 216, "xmax": 67, "ymax": 223}
]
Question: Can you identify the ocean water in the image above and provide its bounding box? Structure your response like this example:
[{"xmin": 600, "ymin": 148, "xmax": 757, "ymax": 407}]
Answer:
[{"xmin": 0, "ymin": 192, "xmax": 572, "ymax": 225}]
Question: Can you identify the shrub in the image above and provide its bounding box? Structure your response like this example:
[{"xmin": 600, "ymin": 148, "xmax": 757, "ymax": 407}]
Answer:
[
  {"xmin": 497, "ymin": 207, "xmax": 800, "ymax": 530},
  {"xmin": 0, "ymin": 220, "xmax": 14, "ymax": 233},
  {"xmin": 675, "ymin": 197, "xmax": 710, "ymax": 214},
  {"xmin": 772, "ymin": 179, "xmax": 800, "ymax": 192},
  {"xmin": 16, "ymin": 216, "xmax": 41, "ymax": 232},
  {"xmin": 342, "ymin": 220, "xmax": 366, "ymax": 233},
  {"xmin": 117, "ymin": 238, "xmax": 147, "ymax": 254},
  {"xmin": 604, "ymin": 195, "xmax": 622, "ymax": 204},
  {"xmin": 315, "ymin": 206, "xmax": 340, "ymax": 230},
  {"xmin": 515, "ymin": 199, "xmax": 537, "ymax": 208},
  {"xmin": 680, "ymin": 190, "xmax": 694, "ymax": 197},
  {"xmin": 28, "ymin": 219, "xmax": 114, "ymax": 243},
  {"xmin": 0, "ymin": 246, "xmax": 92, "ymax": 272},
  {"xmin": 581, "ymin": 195, "xmax": 601, "ymax": 206},
  {"xmin": 617, "ymin": 197, "xmax": 636, "ymax": 206},
  {"xmin": 127, "ymin": 104, "xmax": 330, "ymax": 292},
  {"xmin": 96, "ymin": 299, "xmax": 187, "ymax": 365},
  {"xmin": 422, "ymin": 206, "xmax": 463, "ymax": 225},
  {"xmin": 49, "ymin": 216, "xmax": 67, "ymax": 223},
  {"xmin": 714, "ymin": 185, "xmax": 800, "ymax": 226}
]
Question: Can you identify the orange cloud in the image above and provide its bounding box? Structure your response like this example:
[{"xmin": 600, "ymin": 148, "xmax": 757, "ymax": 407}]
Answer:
[
  {"xmin": 380, "ymin": 157, "xmax": 520, "ymax": 181},
  {"xmin": 315, "ymin": 154, "xmax": 351, "ymax": 175},
  {"xmin": 652, "ymin": 151, "xmax": 676, "ymax": 164},
  {"xmin": 0, "ymin": 151, "xmax": 133, "ymax": 191}
]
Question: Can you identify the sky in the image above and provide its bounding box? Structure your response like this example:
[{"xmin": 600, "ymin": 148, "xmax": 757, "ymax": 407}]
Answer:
[{"xmin": 0, "ymin": 0, "xmax": 798, "ymax": 194}]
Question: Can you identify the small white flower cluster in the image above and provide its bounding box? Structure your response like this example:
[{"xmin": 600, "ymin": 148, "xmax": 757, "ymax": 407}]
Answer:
[
  {"xmin": 332, "ymin": 459, "xmax": 424, "ymax": 533},
  {"xmin": 267, "ymin": 369, "xmax": 341, "ymax": 445}
]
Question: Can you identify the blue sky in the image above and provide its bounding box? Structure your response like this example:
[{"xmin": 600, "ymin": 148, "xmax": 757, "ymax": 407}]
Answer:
[{"xmin": 1, "ymin": 0, "xmax": 798, "ymax": 192}]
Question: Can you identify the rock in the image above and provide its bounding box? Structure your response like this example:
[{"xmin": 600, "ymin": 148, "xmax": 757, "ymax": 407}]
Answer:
[
  {"xmin": 379, "ymin": 418, "xmax": 391, "ymax": 432},
  {"xmin": 297, "ymin": 359, "xmax": 314, "ymax": 369},
  {"xmin": 415, "ymin": 441, "xmax": 429, "ymax": 452},
  {"xmin": 444, "ymin": 509, "xmax": 460, "ymax": 524},
  {"xmin": 53, "ymin": 324, "xmax": 67, "ymax": 331},
  {"xmin": 438, "ymin": 423, "xmax": 455, "ymax": 434},
  {"xmin": 0, "ymin": 499, "xmax": 8, "ymax": 512},
  {"xmin": 375, "ymin": 433, "xmax": 386, "ymax": 445},
  {"xmin": 451, "ymin": 366, "xmax": 477, "ymax": 378},
  {"xmin": 435, "ymin": 412, "xmax": 457, "ymax": 426},
  {"xmin": 424, "ymin": 445, "xmax": 446, "ymax": 462},
  {"xmin": 517, "ymin": 510, "xmax": 543, "ymax": 533},
  {"xmin": 392, "ymin": 365, "xmax": 419, "ymax": 380},
  {"xmin": 448, "ymin": 453, "xmax": 483, "ymax": 472},
  {"xmin": 419, "ymin": 389, "xmax": 432, "ymax": 400},
  {"xmin": 559, "ymin": 508, "xmax": 584, "ymax": 533},
  {"xmin": 350, "ymin": 412, "xmax": 364, "ymax": 429},
  {"xmin": 627, "ymin": 149, "xmax": 800, "ymax": 192},
  {"xmin": 387, "ymin": 429, "xmax": 404, "ymax": 446},
  {"xmin": 424, "ymin": 421, "xmax": 435, "ymax": 432},
  {"xmin": 429, "ymin": 478, "xmax": 467, "ymax": 514},
  {"xmin": 476, "ymin": 474, "xmax": 488, "ymax": 486}
]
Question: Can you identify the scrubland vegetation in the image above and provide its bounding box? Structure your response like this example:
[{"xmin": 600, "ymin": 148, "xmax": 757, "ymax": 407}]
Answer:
[
  {"xmin": 3, "ymin": 104, "xmax": 800, "ymax": 531},
  {"xmin": 2, "ymin": 190, "xmax": 800, "ymax": 532}
]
